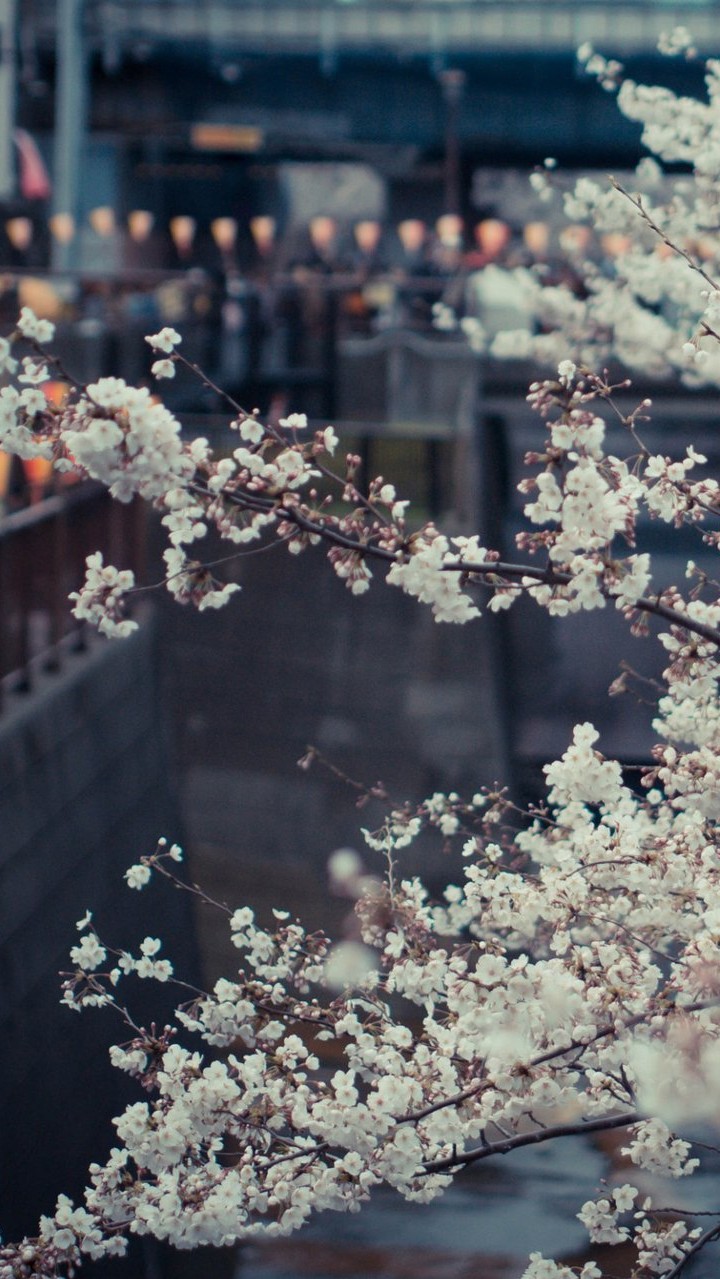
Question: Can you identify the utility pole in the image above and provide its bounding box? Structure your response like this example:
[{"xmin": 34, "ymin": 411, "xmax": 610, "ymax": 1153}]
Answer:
[
  {"xmin": 52, "ymin": 0, "xmax": 88, "ymax": 270},
  {"xmin": 0, "ymin": 0, "xmax": 17, "ymax": 202},
  {"xmin": 439, "ymin": 68, "xmax": 466, "ymax": 217}
]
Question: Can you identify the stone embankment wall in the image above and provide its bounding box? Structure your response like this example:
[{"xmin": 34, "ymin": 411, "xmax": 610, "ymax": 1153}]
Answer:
[{"xmin": 0, "ymin": 618, "xmax": 195, "ymax": 1259}]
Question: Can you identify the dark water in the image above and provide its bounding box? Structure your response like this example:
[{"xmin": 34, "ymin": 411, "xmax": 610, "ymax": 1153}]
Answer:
[
  {"xmin": 241, "ymin": 1140, "xmax": 608, "ymax": 1279},
  {"xmin": 239, "ymin": 1136, "xmax": 720, "ymax": 1279}
]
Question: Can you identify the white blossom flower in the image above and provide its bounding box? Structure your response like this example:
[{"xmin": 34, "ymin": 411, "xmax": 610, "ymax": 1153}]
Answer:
[
  {"xmin": 17, "ymin": 306, "xmax": 55, "ymax": 343},
  {"xmin": 69, "ymin": 934, "xmax": 106, "ymax": 972},
  {"xmin": 145, "ymin": 327, "xmax": 181, "ymax": 353},
  {"xmin": 125, "ymin": 864, "xmax": 151, "ymax": 889}
]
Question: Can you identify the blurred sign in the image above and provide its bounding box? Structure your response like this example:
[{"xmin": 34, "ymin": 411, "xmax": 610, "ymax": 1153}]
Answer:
[
  {"xmin": 190, "ymin": 123, "xmax": 263, "ymax": 152},
  {"xmin": 279, "ymin": 162, "xmax": 386, "ymax": 225}
]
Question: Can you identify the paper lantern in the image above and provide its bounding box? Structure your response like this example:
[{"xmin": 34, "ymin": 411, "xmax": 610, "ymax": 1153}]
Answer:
[
  {"xmin": 559, "ymin": 224, "xmax": 593, "ymax": 255},
  {"xmin": 601, "ymin": 232, "xmax": 632, "ymax": 258},
  {"xmin": 475, "ymin": 218, "xmax": 510, "ymax": 259},
  {"xmin": 127, "ymin": 210, "xmax": 154, "ymax": 242},
  {"xmin": 523, "ymin": 221, "xmax": 549, "ymax": 257},
  {"xmin": 249, "ymin": 216, "xmax": 276, "ymax": 252},
  {"xmin": 49, "ymin": 212, "xmax": 75, "ymax": 245},
  {"xmin": 210, "ymin": 217, "xmax": 238, "ymax": 252},
  {"xmin": 169, "ymin": 216, "xmax": 197, "ymax": 253},
  {"xmin": 6, "ymin": 217, "xmax": 33, "ymax": 252},
  {"xmin": 309, "ymin": 215, "xmax": 337, "ymax": 253},
  {"xmin": 353, "ymin": 220, "xmax": 381, "ymax": 254},
  {"xmin": 88, "ymin": 206, "xmax": 116, "ymax": 237},
  {"xmin": 397, "ymin": 219, "xmax": 426, "ymax": 254}
]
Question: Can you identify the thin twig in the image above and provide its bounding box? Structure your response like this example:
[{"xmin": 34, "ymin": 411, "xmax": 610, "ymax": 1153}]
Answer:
[
  {"xmin": 662, "ymin": 1222, "xmax": 720, "ymax": 1279},
  {"xmin": 612, "ymin": 181, "xmax": 720, "ymax": 295}
]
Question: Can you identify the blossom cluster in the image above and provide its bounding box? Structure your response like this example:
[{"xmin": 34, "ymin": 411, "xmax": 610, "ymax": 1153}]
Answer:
[
  {"xmin": 5, "ymin": 356, "xmax": 720, "ymax": 1272},
  {"xmin": 5, "ymin": 701, "xmax": 720, "ymax": 1279},
  {"xmin": 463, "ymin": 34, "xmax": 720, "ymax": 394},
  {"xmin": 5, "ymin": 344, "xmax": 720, "ymax": 1276},
  {"xmin": 7, "ymin": 33, "xmax": 720, "ymax": 1279},
  {"xmin": 7, "ymin": 286, "xmax": 720, "ymax": 648}
]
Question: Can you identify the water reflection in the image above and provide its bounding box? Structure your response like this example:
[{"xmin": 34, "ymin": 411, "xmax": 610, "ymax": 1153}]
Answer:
[{"xmin": 241, "ymin": 1139, "xmax": 607, "ymax": 1278}]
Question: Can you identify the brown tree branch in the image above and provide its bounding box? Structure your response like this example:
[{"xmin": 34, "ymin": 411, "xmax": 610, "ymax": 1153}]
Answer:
[
  {"xmin": 422, "ymin": 1109, "xmax": 641, "ymax": 1173},
  {"xmin": 189, "ymin": 475, "xmax": 720, "ymax": 649}
]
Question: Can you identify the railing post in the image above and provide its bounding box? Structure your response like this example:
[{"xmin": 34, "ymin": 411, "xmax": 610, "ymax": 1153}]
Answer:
[
  {"xmin": 0, "ymin": 483, "xmax": 143, "ymax": 712},
  {"xmin": 14, "ymin": 515, "xmax": 31, "ymax": 692},
  {"xmin": 0, "ymin": 537, "xmax": 6, "ymax": 713},
  {"xmin": 323, "ymin": 287, "xmax": 338, "ymax": 420},
  {"xmin": 45, "ymin": 504, "xmax": 68, "ymax": 670}
]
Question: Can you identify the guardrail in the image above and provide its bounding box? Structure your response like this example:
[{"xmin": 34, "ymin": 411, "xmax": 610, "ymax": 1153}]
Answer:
[
  {"xmin": 0, "ymin": 270, "xmax": 450, "ymax": 418},
  {"xmin": 31, "ymin": 0, "xmax": 720, "ymax": 58},
  {"xmin": 0, "ymin": 483, "xmax": 145, "ymax": 712}
]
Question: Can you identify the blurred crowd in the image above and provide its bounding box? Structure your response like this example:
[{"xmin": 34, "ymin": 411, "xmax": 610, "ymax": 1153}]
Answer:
[{"xmin": 0, "ymin": 205, "xmax": 625, "ymax": 512}]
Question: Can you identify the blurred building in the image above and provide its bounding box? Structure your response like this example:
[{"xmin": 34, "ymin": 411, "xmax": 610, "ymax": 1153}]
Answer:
[{"xmin": 7, "ymin": 0, "xmax": 718, "ymax": 268}]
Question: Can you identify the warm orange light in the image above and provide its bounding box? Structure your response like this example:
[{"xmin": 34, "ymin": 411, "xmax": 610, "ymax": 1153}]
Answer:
[
  {"xmin": 654, "ymin": 242, "xmax": 675, "ymax": 261},
  {"xmin": 353, "ymin": 220, "xmax": 381, "ymax": 254},
  {"xmin": 475, "ymin": 218, "xmax": 510, "ymax": 258},
  {"xmin": 249, "ymin": 215, "xmax": 276, "ymax": 251},
  {"xmin": 210, "ymin": 217, "xmax": 238, "ymax": 252},
  {"xmin": 601, "ymin": 232, "xmax": 632, "ymax": 258},
  {"xmin": 309, "ymin": 215, "xmax": 337, "ymax": 252},
  {"xmin": 169, "ymin": 216, "xmax": 197, "ymax": 252},
  {"xmin": 523, "ymin": 220, "xmax": 549, "ymax": 257},
  {"xmin": 18, "ymin": 277, "xmax": 63, "ymax": 321},
  {"xmin": 190, "ymin": 123, "xmax": 263, "ymax": 152},
  {"xmin": 49, "ymin": 212, "xmax": 75, "ymax": 244},
  {"xmin": 397, "ymin": 219, "xmax": 426, "ymax": 254},
  {"xmin": 127, "ymin": 210, "xmax": 154, "ymax": 242},
  {"xmin": 6, "ymin": 217, "xmax": 33, "ymax": 252},
  {"xmin": 88, "ymin": 206, "xmax": 116, "ymax": 237},
  {"xmin": 694, "ymin": 236, "xmax": 717, "ymax": 262},
  {"xmin": 43, "ymin": 380, "xmax": 70, "ymax": 409},
  {"xmin": 22, "ymin": 455, "xmax": 53, "ymax": 493},
  {"xmin": 559, "ymin": 224, "xmax": 593, "ymax": 255}
]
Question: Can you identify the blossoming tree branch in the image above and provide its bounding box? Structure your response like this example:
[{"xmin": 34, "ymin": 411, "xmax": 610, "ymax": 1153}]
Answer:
[{"xmin": 3, "ymin": 27, "xmax": 720, "ymax": 1279}]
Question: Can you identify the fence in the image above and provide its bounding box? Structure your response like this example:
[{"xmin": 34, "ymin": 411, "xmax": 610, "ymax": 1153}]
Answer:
[
  {"xmin": 0, "ymin": 482, "xmax": 145, "ymax": 711},
  {"xmin": 0, "ymin": 269, "xmax": 449, "ymax": 414}
]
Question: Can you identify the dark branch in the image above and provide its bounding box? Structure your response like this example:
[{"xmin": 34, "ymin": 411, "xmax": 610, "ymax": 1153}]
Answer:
[
  {"xmin": 186, "ymin": 481, "xmax": 720, "ymax": 649},
  {"xmin": 422, "ymin": 1110, "xmax": 640, "ymax": 1174}
]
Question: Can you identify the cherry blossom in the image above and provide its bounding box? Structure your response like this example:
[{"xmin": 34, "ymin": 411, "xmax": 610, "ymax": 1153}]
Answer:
[{"xmin": 7, "ymin": 37, "xmax": 720, "ymax": 1279}]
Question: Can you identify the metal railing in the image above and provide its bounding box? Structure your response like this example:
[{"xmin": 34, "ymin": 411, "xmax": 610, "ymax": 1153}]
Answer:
[
  {"xmin": 45, "ymin": 1, "xmax": 720, "ymax": 10},
  {"xmin": 30, "ymin": 0, "xmax": 720, "ymax": 57},
  {"xmin": 0, "ymin": 482, "xmax": 145, "ymax": 711}
]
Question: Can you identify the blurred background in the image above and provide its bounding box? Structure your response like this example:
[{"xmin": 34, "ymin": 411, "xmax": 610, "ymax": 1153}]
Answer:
[{"xmin": 1, "ymin": 3, "xmax": 719, "ymax": 1277}]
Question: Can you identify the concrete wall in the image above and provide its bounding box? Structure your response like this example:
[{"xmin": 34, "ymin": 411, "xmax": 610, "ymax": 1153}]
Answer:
[{"xmin": 0, "ymin": 617, "xmax": 196, "ymax": 1262}]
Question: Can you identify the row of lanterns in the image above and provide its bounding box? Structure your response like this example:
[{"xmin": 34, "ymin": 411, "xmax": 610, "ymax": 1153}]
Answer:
[{"xmin": 0, "ymin": 206, "xmax": 638, "ymax": 264}]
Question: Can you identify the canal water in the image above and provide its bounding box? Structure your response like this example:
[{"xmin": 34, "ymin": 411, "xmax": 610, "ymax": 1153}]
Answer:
[
  {"xmin": 242, "ymin": 1140, "xmax": 608, "ymax": 1279},
  {"xmin": 241, "ymin": 1135, "xmax": 720, "ymax": 1279}
]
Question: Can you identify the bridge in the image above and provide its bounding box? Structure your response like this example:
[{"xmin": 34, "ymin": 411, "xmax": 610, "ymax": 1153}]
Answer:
[{"xmin": 31, "ymin": 0, "xmax": 720, "ymax": 58}]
